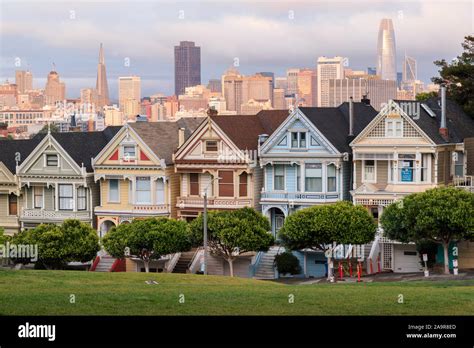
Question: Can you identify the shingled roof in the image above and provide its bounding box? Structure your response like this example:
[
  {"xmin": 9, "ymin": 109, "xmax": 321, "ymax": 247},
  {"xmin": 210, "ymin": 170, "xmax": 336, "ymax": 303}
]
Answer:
[
  {"xmin": 210, "ymin": 110, "xmax": 290, "ymax": 150},
  {"xmin": 130, "ymin": 117, "xmax": 204, "ymax": 165},
  {"xmin": 0, "ymin": 137, "xmax": 43, "ymax": 173},
  {"xmin": 394, "ymin": 98, "xmax": 474, "ymax": 144},
  {"xmin": 299, "ymin": 102, "xmax": 379, "ymax": 153}
]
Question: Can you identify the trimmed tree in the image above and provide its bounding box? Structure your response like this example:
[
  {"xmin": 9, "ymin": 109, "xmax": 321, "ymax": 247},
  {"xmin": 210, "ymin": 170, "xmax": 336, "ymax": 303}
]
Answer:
[
  {"xmin": 279, "ymin": 201, "xmax": 377, "ymax": 278},
  {"xmin": 380, "ymin": 187, "xmax": 474, "ymax": 274},
  {"xmin": 189, "ymin": 207, "xmax": 274, "ymax": 277},
  {"xmin": 103, "ymin": 217, "xmax": 191, "ymax": 273},
  {"xmin": 11, "ymin": 219, "xmax": 100, "ymax": 269}
]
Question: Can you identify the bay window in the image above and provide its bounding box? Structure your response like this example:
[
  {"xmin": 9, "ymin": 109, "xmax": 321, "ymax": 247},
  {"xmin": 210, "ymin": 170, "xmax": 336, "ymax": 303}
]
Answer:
[
  {"xmin": 77, "ymin": 187, "xmax": 87, "ymax": 210},
  {"xmin": 136, "ymin": 177, "xmax": 151, "ymax": 204},
  {"xmin": 156, "ymin": 178, "xmax": 165, "ymax": 204},
  {"xmin": 218, "ymin": 171, "xmax": 234, "ymax": 197},
  {"xmin": 59, "ymin": 184, "xmax": 73, "ymax": 210},
  {"xmin": 274, "ymin": 165, "xmax": 285, "ymax": 190},
  {"xmin": 327, "ymin": 164, "xmax": 336, "ymax": 192},
  {"xmin": 305, "ymin": 163, "xmax": 322, "ymax": 192}
]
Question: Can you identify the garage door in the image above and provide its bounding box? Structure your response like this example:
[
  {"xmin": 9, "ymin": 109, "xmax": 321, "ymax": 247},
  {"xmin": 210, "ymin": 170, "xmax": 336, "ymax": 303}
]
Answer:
[{"xmin": 393, "ymin": 244, "xmax": 423, "ymax": 273}]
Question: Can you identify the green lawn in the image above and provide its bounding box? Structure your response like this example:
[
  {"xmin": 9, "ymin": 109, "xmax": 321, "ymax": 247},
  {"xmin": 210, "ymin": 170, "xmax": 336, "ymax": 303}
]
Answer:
[{"xmin": 0, "ymin": 270, "xmax": 473, "ymax": 315}]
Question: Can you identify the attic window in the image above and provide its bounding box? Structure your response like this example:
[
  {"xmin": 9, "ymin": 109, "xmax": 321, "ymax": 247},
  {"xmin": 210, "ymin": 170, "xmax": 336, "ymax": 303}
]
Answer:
[
  {"xmin": 205, "ymin": 140, "xmax": 218, "ymax": 152},
  {"xmin": 46, "ymin": 154, "xmax": 58, "ymax": 166},
  {"xmin": 123, "ymin": 145, "xmax": 136, "ymax": 159},
  {"xmin": 385, "ymin": 119, "xmax": 403, "ymax": 137}
]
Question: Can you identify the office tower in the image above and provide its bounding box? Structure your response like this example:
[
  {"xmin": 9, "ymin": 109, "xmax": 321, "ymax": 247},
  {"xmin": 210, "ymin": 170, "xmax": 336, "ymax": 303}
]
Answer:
[
  {"xmin": 174, "ymin": 41, "xmax": 201, "ymax": 96},
  {"xmin": 297, "ymin": 69, "xmax": 317, "ymax": 106},
  {"xmin": 286, "ymin": 69, "xmax": 300, "ymax": 96},
  {"xmin": 242, "ymin": 73, "xmax": 273, "ymax": 105},
  {"xmin": 397, "ymin": 72, "xmax": 403, "ymax": 88},
  {"xmin": 317, "ymin": 56, "xmax": 345, "ymax": 106},
  {"xmin": 178, "ymin": 85, "xmax": 210, "ymax": 111},
  {"xmin": 402, "ymin": 54, "xmax": 417, "ymax": 82},
  {"xmin": 44, "ymin": 68, "xmax": 66, "ymax": 106},
  {"xmin": 275, "ymin": 77, "xmax": 288, "ymax": 94},
  {"xmin": 96, "ymin": 43, "xmax": 110, "ymax": 108},
  {"xmin": 207, "ymin": 79, "xmax": 222, "ymax": 93},
  {"xmin": 257, "ymin": 72, "xmax": 275, "ymax": 89},
  {"xmin": 367, "ymin": 67, "xmax": 377, "ymax": 76},
  {"xmin": 0, "ymin": 81, "xmax": 18, "ymax": 108},
  {"xmin": 222, "ymin": 69, "xmax": 243, "ymax": 113},
  {"xmin": 15, "ymin": 70, "xmax": 33, "ymax": 94},
  {"xmin": 80, "ymin": 88, "xmax": 97, "ymax": 105},
  {"xmin": 327, "ymin": 77, "xmax": 397, "ymax": 111},
  {"xmin": 273, "ymin": 88, "xmax": 286, "ymax": 109},
  {"xmin": 376, "ymin": 18, "xmax": 397, "ymax": 80},
  {"xmin": 118, "ymin": 76, "xmax": 141, "ymax": 117},
  {"xmin": 103, "ymin": 105, "xmax": 124, "ymax": 126}
]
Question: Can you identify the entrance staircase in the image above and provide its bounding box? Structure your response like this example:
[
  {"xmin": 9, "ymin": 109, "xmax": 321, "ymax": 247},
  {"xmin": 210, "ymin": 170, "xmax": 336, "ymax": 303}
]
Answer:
[
  {"xmin": 253, "ymin": 246, "xmax": 282, "ymax": 279},
  {"xmin": 172, "ymin": 249, "xmax": 197, "ymax": 273},
  {"xmin": 91, "ymin": 256, "xmax": 116, "ymax": 272}
]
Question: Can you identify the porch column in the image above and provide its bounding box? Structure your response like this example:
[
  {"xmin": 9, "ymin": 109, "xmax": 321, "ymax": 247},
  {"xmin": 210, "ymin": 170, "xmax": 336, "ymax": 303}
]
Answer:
[
  {"xmin": 55, "ymin": 183, "xmax": 59, "ymax": 211},
  {"xmin": 72, "ymin": 183, "xmax": 76, "ymax": 212}
]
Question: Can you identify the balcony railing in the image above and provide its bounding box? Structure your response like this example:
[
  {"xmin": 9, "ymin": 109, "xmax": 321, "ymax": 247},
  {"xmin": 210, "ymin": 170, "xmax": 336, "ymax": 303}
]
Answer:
[
  {"xmin": 94, "ymin": 204, "xmax": 169, "ymax": 215},
  {"xmin": 177, "ymin": 196, "xmax": 252, "ymax": 208},
  {"xmin": 453, "ymin": 175, "xmax": 474, "ymax": 192},
  {"xmin": 260, "ymin": 191, "xmax": 340, "ymax": 202},
  {"xmin": 21, "ymin": 209, "xmax": 91, "ymax": 221},
  {"xmin": 132, "ymin": 204, "xmax": 168, "ymax": 214}
]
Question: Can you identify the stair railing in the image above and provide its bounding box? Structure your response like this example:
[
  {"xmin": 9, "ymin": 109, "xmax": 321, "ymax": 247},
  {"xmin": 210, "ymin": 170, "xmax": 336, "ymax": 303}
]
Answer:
[
  {"xmin": 188, "ymin": 247, "xmax": 204, "ymax": 274},
  {"xmin": 165, "ymin": 253, "xmax": 181, "ymax": 273}
]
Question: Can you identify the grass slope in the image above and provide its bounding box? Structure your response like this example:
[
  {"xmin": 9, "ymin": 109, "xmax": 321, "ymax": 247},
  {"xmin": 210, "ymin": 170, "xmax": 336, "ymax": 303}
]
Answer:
[{"xmin": 0, "ymin": 270, "xmax": 473, "ymax": 315}]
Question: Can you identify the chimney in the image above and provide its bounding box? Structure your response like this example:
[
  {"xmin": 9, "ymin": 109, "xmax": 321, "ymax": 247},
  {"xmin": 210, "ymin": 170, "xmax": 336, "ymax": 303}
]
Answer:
[
  {"xmin": 439, "ymin": 85, "xmax": 448, "ymax": 140},
  {"xmin": 361, "ymin": 95, "xmax": 370, "ymax": 105},
  {"xmin": 349, "ymin": 97, "xmax": 354, "ymax": 137},
  {"xmin": 178, "ymin": 127, "xmax": 185, "ymax": 147}
]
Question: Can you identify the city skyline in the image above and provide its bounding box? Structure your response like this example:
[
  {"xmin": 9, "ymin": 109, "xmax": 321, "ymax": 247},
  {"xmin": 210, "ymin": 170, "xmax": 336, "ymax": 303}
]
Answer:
[{"xmin": 0, "ymin": 0, "xmax": 472, "ymax": 99}]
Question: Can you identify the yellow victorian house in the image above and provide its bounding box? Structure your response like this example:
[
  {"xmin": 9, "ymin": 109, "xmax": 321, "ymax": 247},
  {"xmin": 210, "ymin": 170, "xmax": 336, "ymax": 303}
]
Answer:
[{"xmin": 92, "ymin": 118, "xmax": 203, "ymax": 237}]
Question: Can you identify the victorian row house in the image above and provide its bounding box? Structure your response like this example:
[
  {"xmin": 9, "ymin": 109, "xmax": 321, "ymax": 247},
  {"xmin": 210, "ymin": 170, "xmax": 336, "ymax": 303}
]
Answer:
[{"xmin": 0, "ymin": 96, "xmax": 473, "ymax": 276}]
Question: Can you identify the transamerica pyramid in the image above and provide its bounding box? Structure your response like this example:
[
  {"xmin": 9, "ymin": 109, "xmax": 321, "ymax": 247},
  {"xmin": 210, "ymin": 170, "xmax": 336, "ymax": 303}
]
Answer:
[{"xmin": 96, "ymin": 43, "xmax": 110, "ymax": 108}]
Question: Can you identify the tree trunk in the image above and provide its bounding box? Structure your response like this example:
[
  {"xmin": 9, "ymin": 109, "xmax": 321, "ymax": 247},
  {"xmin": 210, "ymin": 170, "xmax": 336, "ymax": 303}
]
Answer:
[
  {"xmin": 144, "ymin": 260, "xmax": 150, "ymax": 273},
  {"xmin": 443, "ymin": 241, "xmax": 450, "ymax": 275},
  {"xmin": 227, "ymin": 258, "xmax": 234, "ymax": 277}
]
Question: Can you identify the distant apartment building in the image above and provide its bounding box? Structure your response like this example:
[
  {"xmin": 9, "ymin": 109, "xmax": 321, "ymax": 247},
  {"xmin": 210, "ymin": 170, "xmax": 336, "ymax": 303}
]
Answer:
[
  {"xmin": 0, "ymin": 109, "xmax": 52, "ymax": 127},
  {"xmin": 275, "ymin": 77, "xmax": 288, "ymax": 94},
  {"xmin": 242, "ymin": 73, "xmax": 273, "ymax": 106},
  {"xmin": 118, "ymin": 76, "xmax": 141, "ymax": 118},
  {"xmin": 178, "ymin": 85, "xmax": 211, "ymax": 112},
  {"xmin": 174, "ymin": 41, "xmax": 201, "ymax": 96},
  {"xmin": 207, "ymin": 79, "xmax": 222, "ymax": 93},
  {"xmin": 240, "ymin": 99, "xmax": 272, "ymax": 115},
  {"xmin": 286, "ymin": 69, "xmax": 300, "ymax": 96},
  {"xmin": 208, "ymin": 96, "xmax": 227, "ymax": 114},
  {"xmin": 44, "ymin": 70, "xmax": 66, "ymax": 106},
  {"xmin": 80, "ymin": 88, "xmax": 98, "ymax": 106},
  {"xmin": 327, "ymin": 77, "xmax": 397, "ymax": 111},
  {"xmin": 15, "ymin": 70, "xmax": 33, "ymax": 94},
  {"xmin": 273, "ymin": 88, "xmax": 286, "ymax": 109},
  {"xmin": 150, "ymin": 103, "xmax": 167, "ymax": 121},
  {"xmin": 297, "ymin": 69, "xmax": 317, "ymax": 106},
  {"xmin": 222, "ymin": 69, "xmax": 244, "ymax": 113},
  {"xmin": 0, "ymin": 82, "xmax": 18, "ymax": 108},
  {"xmin": 103, "ymin": 105, "xmax": 124, "ymax": 126},
  {"xmin": 256, "ymin": 72, "xmax": 275, "ymax": 88},
  {"xmin": 317, "ymin": 56, "xmax": 345, "ymax": 106}
]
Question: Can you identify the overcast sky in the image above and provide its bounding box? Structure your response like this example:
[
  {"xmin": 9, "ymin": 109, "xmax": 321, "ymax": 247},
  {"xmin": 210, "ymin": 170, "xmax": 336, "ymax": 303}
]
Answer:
[{"xmin": 0, "ymin": 0, "xmax": 472, "ymax": 100}]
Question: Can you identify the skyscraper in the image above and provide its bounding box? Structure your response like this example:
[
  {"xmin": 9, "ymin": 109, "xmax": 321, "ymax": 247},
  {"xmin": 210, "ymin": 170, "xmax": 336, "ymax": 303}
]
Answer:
[
  {"xmin": 376, "ymin": 18, "xmax": 397, "ymax": 80},
  {"xmin": 96, "ymin": 43, "xmax": 110, "ymax": 108},
  {"xmin": 119, "ymin": 76, "xmax": 141, "ymax": 118},
  {"xmin": 44, "ymin": 67, "xmax": 65, "ymax": 106},
  {"xmin": 402, "ymin": 54, "xmax": 417, "ymax": 82},
  {"xmin": 174, "ymin": 41, "xmax": 201, "ymax": 96},
  {"xmin": 286, "ymin": 69, "xmax": 300, "ymax": 96},
  {"xmin": 15, "ymin": 70, "xmax": 32, "ymax": 94},
  {"xmin": 317, "ymin": 56, "xmax": 345, "ymax": 106},
  {"xmin": 297, "ymin": 69, "xmax": 317, "ymax": 106}
]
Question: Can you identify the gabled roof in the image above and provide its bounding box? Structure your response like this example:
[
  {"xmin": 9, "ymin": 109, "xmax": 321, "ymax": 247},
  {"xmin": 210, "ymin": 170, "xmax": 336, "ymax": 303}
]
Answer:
[
  {"xmin": 130, "ymin": 118, "xmax": 204, "ymax": 165},
  {"xmin": 0, "ymin": 127, "xmax": 122, "ymax": 174},
  {"xmin": 210, "ymin": 110, "xmax": 289, "ymax": 151},
  {"xmin": 0, "ymin": 137, "xmax": 43, "ymax": 173},
  {"xmin": 299, "ymin": 102, "xmax": 378, "ymax": 152},
  {"xmin": 394, "ymin": 98, "xmax": 474, "ymax": 144}
]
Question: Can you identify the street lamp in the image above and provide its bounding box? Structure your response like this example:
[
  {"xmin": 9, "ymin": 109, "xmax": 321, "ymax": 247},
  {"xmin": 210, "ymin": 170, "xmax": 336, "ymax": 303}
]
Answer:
[{"xmin": 202, "ymin": 176, "xmax": 221, "ymax": 275}]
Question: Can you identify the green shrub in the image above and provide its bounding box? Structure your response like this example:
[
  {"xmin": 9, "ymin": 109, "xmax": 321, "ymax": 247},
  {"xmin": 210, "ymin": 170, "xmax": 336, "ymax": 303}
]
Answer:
[{"xmin": 274, "ymin": 252, "xmax": 301, "ymax": 275}]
